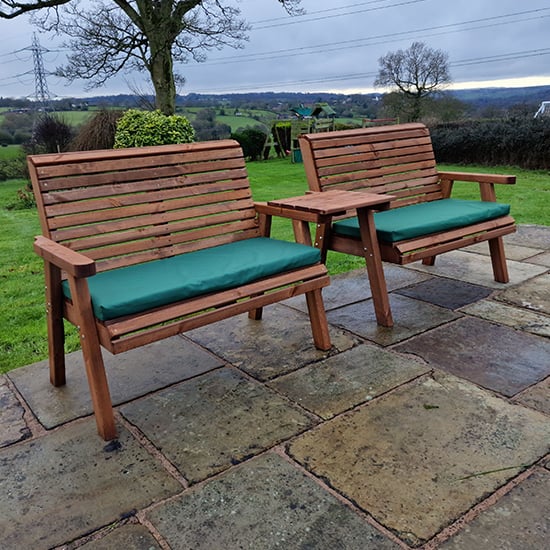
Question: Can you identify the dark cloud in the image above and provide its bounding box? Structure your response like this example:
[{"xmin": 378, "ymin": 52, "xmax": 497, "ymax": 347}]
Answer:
[{"xmin": 1, "ymin": 0, "xmax": 549, "ymax": 97}]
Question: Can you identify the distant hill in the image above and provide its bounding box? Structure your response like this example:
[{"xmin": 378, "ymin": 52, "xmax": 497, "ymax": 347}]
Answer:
[{"xmin": 449, "ymin": 85, "xmax": 550, "ymax": 110}]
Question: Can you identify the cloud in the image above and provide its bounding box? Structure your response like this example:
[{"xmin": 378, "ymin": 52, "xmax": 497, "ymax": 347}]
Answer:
[{"xmin": 1, "ymin": 0, "xmax": 550, "ymax": 98}]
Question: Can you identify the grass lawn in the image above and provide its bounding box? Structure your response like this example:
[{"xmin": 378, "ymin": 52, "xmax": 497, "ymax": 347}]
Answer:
[{"xmin": 1, "ymin": 158, "xmax": 548, "ymax": 372}]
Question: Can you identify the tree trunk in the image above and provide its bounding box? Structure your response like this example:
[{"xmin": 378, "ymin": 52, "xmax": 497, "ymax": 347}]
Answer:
[{"xmin": 149, "ymin": 46, "xmax": 176, "ymax": 115}]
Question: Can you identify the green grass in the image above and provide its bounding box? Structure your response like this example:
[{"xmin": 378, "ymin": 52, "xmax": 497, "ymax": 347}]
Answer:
[
  {"xmin": 1, "ymin": 159, "xmax": 548, "ymax": 372},
  {"xmin": 0, "ymin": 144, "xmax": 24, "ymax": 160}
]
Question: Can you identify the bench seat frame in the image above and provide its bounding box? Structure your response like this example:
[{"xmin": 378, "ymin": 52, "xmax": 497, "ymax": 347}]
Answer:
[
  {"xmin": 30, "ymin": 140, "xmax": 331, "ymax": 441},
  {"xmin": 299, "ymin": 123, "xmax": 516, "ymax": 284}
]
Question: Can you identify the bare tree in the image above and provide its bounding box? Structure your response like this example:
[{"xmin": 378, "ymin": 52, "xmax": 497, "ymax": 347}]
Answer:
[
  {"xmin": 1, "ymin": 0, "xmax": 302, "ymax": 115},
  {"xmin": 375, "ymin": 41, "xmax": 451, "ymax": 122}
]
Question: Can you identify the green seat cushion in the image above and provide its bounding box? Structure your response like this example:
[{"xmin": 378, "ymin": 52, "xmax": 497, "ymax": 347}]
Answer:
[
  {"xmin": 62, "ymin": 237, "xmax": 321, "ymax": 321},
  {"xmin": 333, "ymin": 199, "xmax": 511, "ymax": 243}
]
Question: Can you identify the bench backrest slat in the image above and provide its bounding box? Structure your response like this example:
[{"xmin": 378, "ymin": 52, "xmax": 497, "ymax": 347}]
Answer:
[
  {"xmin": 29, "ymin": 140, "xmax": 260, "ymax": 272},
  {"xmin": 299, "ymin": 123, "xmax": 443, "ymax": 207}
]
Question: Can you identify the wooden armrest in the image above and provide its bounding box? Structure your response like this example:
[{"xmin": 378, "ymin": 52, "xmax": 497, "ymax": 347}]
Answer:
[
  {"xmin": 254, "ymin": 201, "xmax": 322, "ymax": 222},
  {"xmin": 34, "ymin": 236, "xmax": 96, "ymax": 278},
  {"xmin": 438, "ymin": 171, "xmax": 516, "ymax": 185}
]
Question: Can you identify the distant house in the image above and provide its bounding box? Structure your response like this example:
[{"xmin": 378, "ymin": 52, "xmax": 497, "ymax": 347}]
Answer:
[{"xmin": 290, "ymin": 102, "xmax": 336, "ymax": 119}]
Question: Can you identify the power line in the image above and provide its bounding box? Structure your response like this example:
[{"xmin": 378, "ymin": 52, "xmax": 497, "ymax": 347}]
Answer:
[
  {"xmin": 204, "ymin": 8, "xmax": 550, "ymax": 65},
  {"xmin": 191, "ymin": 47, "xmax": 550, "ymax": 93},
  {"xmin": 252, "ymin": 0, "xmax": 428, "ymax": 30},
  {"xmin": 250, "ymin": 0, "xmax": 398, "ymax": 25}
]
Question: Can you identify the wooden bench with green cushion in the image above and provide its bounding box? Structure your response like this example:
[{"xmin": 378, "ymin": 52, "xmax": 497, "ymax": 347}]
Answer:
[
  {"xmin": 299, "ymin": 122, "xmax": 516, "ymax": 281},
  {"xmin": 29, "ymin": 140, "xmax": 331, "ymax": 441}
]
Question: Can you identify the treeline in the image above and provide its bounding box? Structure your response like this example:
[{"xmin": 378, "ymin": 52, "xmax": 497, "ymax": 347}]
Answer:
[{"xmin": 431, "ymin": 118, "xmax": 550, "ymax": 169}]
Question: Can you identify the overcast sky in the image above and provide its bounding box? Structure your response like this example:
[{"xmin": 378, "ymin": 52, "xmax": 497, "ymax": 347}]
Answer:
[{"xmin": 1, "ymin": 0, "xmax": 550, "ymax": 99}]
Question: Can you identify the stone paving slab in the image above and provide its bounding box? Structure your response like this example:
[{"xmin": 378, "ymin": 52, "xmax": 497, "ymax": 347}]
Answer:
[
  {"xmin": 147, "ymin": 452, "xmax": 400, "ymax": 550},
  {"xmin": 8, "ymin": 336, "xmax": 222, "ymax": 429},
  {"xmin": 186, "ymin": 304, "xmax": 358, "ymax": 381},
  {"xmin": 503, "ymin": 224, "xmax": 550, "ymax": 249},
  {"xmin": 394, "ymin": 316, "xmax": 550, "ymax": 396},
  {"xmin": 120, "ymin": 368, "xmax": 316, "ymax": 483},
  {"xmin": 285, "ymin": 264, "xmax": 431, "ymax": 312},
  {"xmin": 404, "ymin": 250, "xmax": 547, "ymax": 288},
  {"xmin": 287, "ymin": 372, "xmax": 550, "ymax": 547},
  {"xmin": 463, "ymin": 242, "xmax": 545, "ymax": 261},
  {"xmin": 269, "ymin": 344, "xmax": 430, "ymax": 419},
  {"xmin": 0, "ymin": 376, "xmax": 29, "ymax": 447},
  {"xmin": 525, "ymin": 250, "xmax": 550, "ymax": 267},
  {"xmin": 0, "ymin": 420, "xmax": 182, "ymax": 550},
  {"xmin": 396, "ymin": 278, "xmax": 493, "ymax": 310},
  {"xmin": 461, "ymin": 299, "xmax": 550, "ymax": 338},
  {"xmin": 78, "ymin": 523, "xmax": 162, "ymax": 549},
  {"xmin": 440, "ymin": 469, "xmax": 550, "ymax": 549},
  {"xmin": 494, "ymin": 273, "xmax": 550, "ymax": 313},
  {"xmin": 513, "ymin": 377, "xmax": 550, "ymax": 416},
  {"xmin": 395, "ymin": 317, "xmax": 550, "ymax": 397},
  {"xmin": 327, "ymin": 294, "xmax": 459, "ymax": 346}
]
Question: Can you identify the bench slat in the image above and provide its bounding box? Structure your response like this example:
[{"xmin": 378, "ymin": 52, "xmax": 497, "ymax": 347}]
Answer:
[{"xmin": 54, "ymin": 201, "xmax": 255, "ymax": 244}]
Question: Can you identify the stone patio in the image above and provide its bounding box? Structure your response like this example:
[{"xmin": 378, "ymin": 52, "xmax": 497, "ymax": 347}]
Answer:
[{"xmin": 1, "ymin": 225, "xmax": 549, "ymax": 549}]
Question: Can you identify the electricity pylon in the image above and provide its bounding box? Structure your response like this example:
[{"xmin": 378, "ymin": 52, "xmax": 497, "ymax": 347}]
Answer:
[{"xmin": 30, "ymin": 32, "xmax": 52, "ymax": 110}]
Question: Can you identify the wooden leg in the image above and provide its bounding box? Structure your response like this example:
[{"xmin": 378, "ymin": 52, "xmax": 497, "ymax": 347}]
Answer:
[
  {"xmin": 44, "ymin": 262, "xmax": 66, "ymax": 387},
  {"xmin": 248, "ymin": 306, "xmax": 263, "ymax": 321},
  {"xmin": 313, "ymin": 223, "xmax": 331, "ymax": 263},
  {"xmin": 422, "ymin": 256, "xmax": 436, "ymax": 266},
  {"xmin": 488, "ymin": 236, "xmax": 510, "ymax": 283},
  {"xmin": 68, "ymin": 277, "xmax": 117, "ymax": 441},
  {"xmin": 357, "ymin": 207, "xmax": 393, "ymax": 327},
  {"xmin": 305, "ymin": 288, "xmax": 332, "ymax": 351},
  {"xmin": 293, "ymin": 219, "xmax": 313, "ymax": 246}
]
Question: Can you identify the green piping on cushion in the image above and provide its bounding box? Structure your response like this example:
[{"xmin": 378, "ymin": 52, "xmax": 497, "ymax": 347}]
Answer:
[
  {"xmin": 333, "ymin": 199, "xmax": 511, "ymax": 243},
  {"xmin": 62, "ymin": 237, "xmax": 321, "ymax": 321}
]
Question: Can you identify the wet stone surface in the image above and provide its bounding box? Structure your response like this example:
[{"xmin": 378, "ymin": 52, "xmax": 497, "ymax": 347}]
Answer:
[
  {"xmin": 120, "ymin": 368, "xmax": 315, "ymax": 483},
  {"xmin": 147, "ymin": 452, "xmax": 400, "ymax": 550},
  {"xmin": 513, "ymin": 377, "xmax": 550, "ymax": 416},
  {"xmin": 394, "ymin": 316, "xmax": 550, "ymax": 396},
  {"xmin": 441, "ymin": 469, "xmax": 550, "ymax": 550},
  {"xmin": 269, "ymin": 344, "xmax": 430, "ymax": 419},
  {"xmin": 396, "ymin": 278, "xmax": 493, "ymax": 310},
  {"xmin": 504, "ymin": 224, "xmax": 550, "ymax": 249},
  {"xmin": 405, "ymin": 250, "xmax": 547, "ymax": 289},
  {"xmin": 525, "ymin": 250, "xmax": 550, "ymax": 267},
  {"xmin": 288, "ymin": 372, "xmax": 550, "ymax": 546},
  {"xmin": 327, "ymin": 293, "xmax": 459, "ymax": 346},
  {"xmin": 464, "ymin": 241, "xmax": 545, "ymax": 261},
  {"xmin": 186, "ymin": 304, "xmax": 357, "ymax": 381},
  {"xmin": 8, "ymin": 336, "xmax": 222, "ymax": 429},
  {"xmin": 78, "ymin": 522, "xmax": 162, "ymax": 549},
  {"xmin": 0, "ymin": 420, "xmax": 182, "ymax": 550},
  {"xmin": 0, "ymin": 376, "xmax": 29, "ymax": 447},
  {"xmin": 462, "ymin": 299, "xmax": 550, "ymax": 338},
  {"xmin": 495, "ymin": 273, "xmax": 550, "ymax": 313},
  {"xmin": 285, "ymin": 264, "xmax": 431, "ymax": 312}
]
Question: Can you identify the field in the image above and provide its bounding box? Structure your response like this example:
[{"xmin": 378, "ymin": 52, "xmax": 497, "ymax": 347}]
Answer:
[{"xmin": 1, "ymin": 158, "xmax": 548, "ymax": 372}]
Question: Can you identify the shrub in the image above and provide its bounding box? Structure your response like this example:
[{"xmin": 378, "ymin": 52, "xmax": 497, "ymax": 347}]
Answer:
[
  {"xmin": 0, "ymin": 130, "xmax": 12, "ymax": 146},
  {"xmin": 0, "ymin": 156, "xmax": 27, "ymax": 182},
  {"xmin": 431, "ymin": 118, "xmax": 550, "ymax": 169},
  {"xmin": 231, "ymin": 127, "xmax": 267, "ymax": 160},
  {"xmin": 31, "ymin": 113, "xmax": 74, "ymax": 153},
  {"xmin": 114, "ymin": 109, "xmax": 195, "ymax": 148},
  {"xmin": 71, "ymin": 109, "xmax": 123, "ymax": 151}
]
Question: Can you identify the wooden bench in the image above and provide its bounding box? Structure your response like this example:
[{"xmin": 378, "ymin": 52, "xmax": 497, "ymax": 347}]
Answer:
[
  {"xmin": 299, "ymin": 122, "xmax": 516, "ymax": 285},
  {"xmin": 29, "ymin": 140, "xmax": 331, "ymax": 441}
]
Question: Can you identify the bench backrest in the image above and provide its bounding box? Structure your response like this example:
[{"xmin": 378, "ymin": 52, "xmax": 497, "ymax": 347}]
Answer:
[
  {"xmin": 299, "ymin": 122, "xmax": 443, "ymax": 208},
  {"xmin": 28, "ymin": 140, "xmax": 260, "ymax": 273}
]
